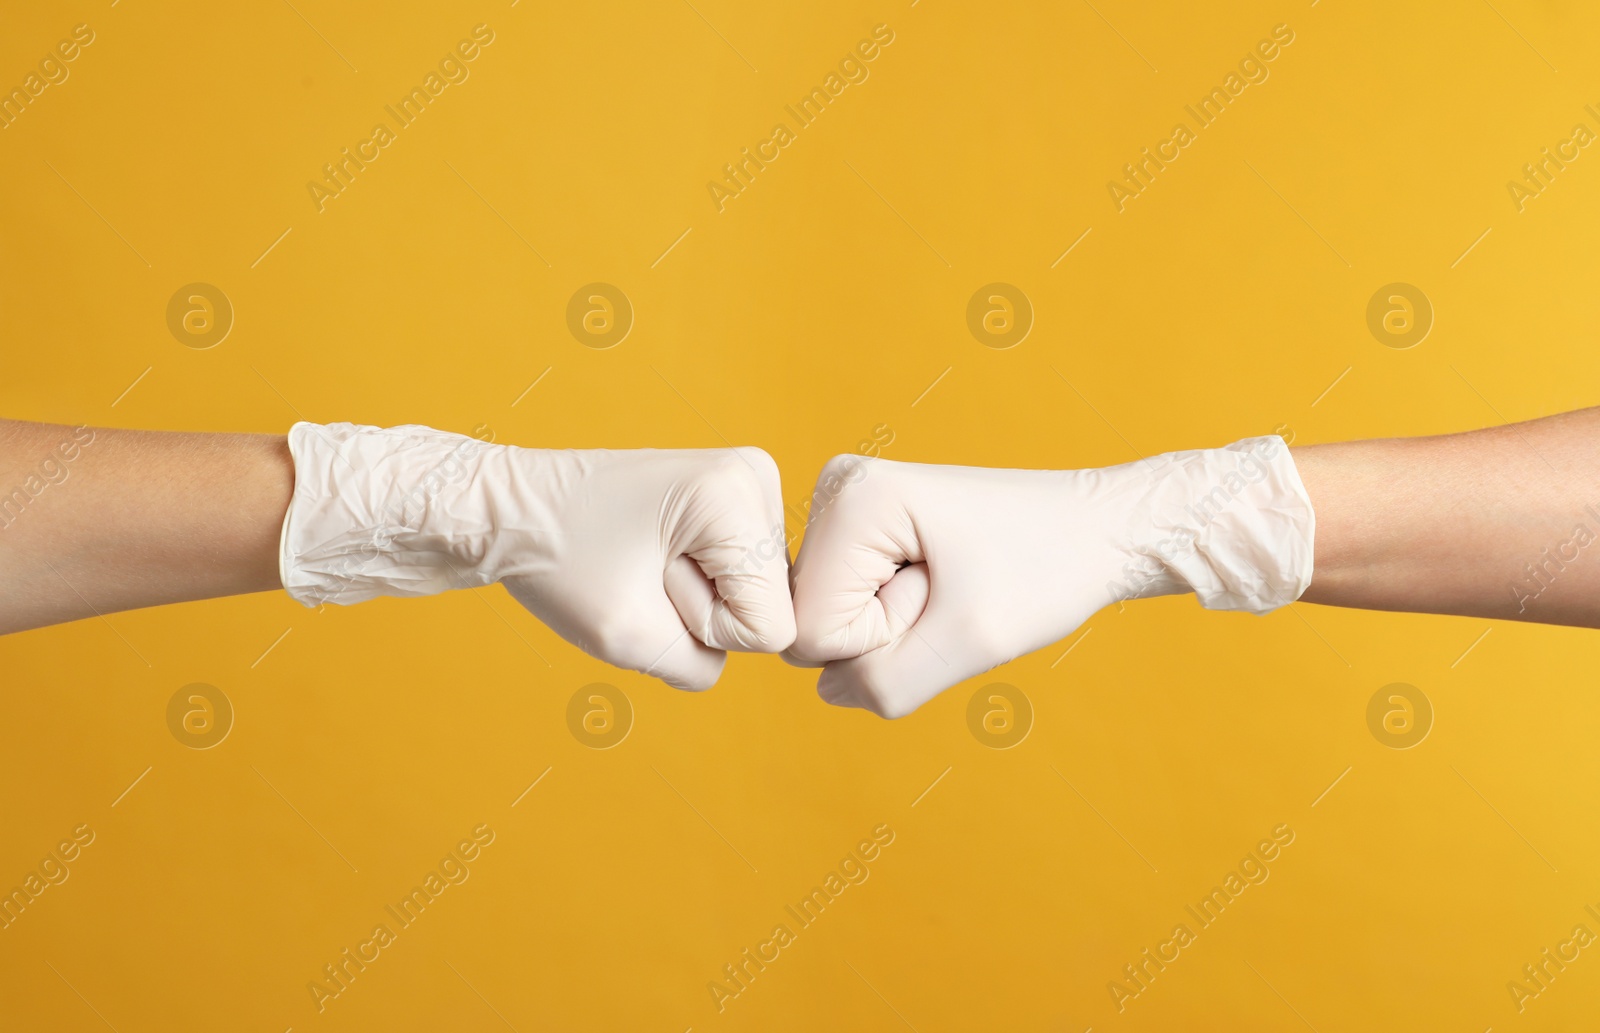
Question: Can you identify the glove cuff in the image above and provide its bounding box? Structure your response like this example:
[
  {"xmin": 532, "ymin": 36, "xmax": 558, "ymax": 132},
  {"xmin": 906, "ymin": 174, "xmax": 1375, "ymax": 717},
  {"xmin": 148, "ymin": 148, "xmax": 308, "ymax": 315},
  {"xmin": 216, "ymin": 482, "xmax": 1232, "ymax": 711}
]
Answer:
[
  {"xmin": 279, "ymin": 421, "xmax": 499, "ymax": 607},
  {"xmin": 1132, "ymin": 435, "xmax": 1316, "ymax": 614}
]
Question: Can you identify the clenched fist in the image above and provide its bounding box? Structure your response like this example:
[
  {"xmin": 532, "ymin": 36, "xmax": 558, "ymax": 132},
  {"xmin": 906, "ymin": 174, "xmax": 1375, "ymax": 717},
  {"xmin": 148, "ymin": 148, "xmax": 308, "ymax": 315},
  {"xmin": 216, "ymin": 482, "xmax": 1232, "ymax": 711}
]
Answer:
[
  {"xmin": 280, "ymin": 422, "xmax": 796, "ymax": 690},
  {"xmin": 785, "ymin": 439, "xmax": 1314, "ymax": 718}
]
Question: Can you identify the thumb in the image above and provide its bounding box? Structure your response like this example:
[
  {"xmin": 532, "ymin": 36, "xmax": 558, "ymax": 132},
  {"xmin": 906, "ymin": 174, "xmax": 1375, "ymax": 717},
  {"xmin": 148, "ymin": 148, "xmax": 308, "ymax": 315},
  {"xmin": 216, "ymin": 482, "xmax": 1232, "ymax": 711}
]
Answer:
[
  {"xmin": 669, "ymin": 447, "xmax": 797, "ymax": 653},
  {"xmin": 787, "ymin": 456, "xmax": 923, "ymax": 662},
  {"xmin": 814, "ymin": 591, "xmax": 973, "ymax": 719},
  {"xmin": 663, "ymin": 553, "xmax": 780, "ymax": 654},
  {"xmin": 781, "ymin": 561, "xmax": 927, "ymax": 667}
]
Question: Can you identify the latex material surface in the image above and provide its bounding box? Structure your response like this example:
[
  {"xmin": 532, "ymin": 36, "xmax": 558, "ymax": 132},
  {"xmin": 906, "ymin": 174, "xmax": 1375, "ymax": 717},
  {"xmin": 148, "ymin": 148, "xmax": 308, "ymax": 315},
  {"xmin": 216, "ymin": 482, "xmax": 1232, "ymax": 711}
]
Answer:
[
  {"xmin": 788, "ymin": 437, "xmax": 1313, "ymax": 716},
  {"xmin": 281, "ymin": 421, "xmax": 796, "ymax": 690}
]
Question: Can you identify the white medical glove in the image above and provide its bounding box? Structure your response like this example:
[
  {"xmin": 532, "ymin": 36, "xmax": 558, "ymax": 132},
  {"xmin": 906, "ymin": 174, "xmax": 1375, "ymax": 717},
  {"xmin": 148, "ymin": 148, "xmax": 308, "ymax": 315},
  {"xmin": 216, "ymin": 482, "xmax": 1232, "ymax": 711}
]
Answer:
[
  {"xmin": 278, "ymin": 422, "xmax": 796, "ymax": 690},
  {"xmin": 785, "ymin": 437, "xmax": 1315, "ymax": 718}
]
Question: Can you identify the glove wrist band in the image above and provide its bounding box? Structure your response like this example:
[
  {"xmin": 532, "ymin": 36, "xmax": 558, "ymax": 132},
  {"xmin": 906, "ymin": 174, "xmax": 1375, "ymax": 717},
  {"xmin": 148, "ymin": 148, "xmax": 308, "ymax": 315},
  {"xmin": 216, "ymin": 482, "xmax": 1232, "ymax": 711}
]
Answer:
[
  {"xmin": 279, "ymin": 421, "xmax": 502, "ymax": 607},
  {"xmin": 1119, "ymin": 435, "xmax": 1316, "ymax": 614}
]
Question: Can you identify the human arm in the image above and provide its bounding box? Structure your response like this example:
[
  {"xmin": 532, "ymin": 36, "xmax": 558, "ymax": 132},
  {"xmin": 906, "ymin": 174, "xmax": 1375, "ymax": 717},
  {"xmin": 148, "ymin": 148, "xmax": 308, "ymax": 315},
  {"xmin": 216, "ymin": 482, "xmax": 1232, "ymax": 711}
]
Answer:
[
  {"xmin": 786, "ymin": 407, "xmax": 1600, "ymax": 717},
  {"xmin": 0, "ymin": 418, "xmax": 291, "ymax": 634},
  {"xmin": 1294, "ymin": 406, "xmax": 1600, "ymax": 625},
  {"xmin": 0, "ymin": 418, "xmax": 797, "ymax": 689}
]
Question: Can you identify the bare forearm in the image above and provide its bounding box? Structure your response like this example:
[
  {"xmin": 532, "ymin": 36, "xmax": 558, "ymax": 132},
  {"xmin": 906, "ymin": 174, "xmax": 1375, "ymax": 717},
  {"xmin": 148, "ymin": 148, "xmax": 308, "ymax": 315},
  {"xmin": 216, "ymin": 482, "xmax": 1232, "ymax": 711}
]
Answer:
[
  {"xmin": 1294, "ymin": 407, "xmax": 1600, "ymax": 625},
  {"xmin": 0, "ymin": 419, "xmax": 292, "ymax": 633}
]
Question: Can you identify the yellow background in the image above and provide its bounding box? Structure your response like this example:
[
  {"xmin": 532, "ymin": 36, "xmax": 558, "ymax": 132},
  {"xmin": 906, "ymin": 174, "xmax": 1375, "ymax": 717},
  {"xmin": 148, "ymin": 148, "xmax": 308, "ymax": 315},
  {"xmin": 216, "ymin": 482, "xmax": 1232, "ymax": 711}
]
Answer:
[{"xmin": 4, "ymin": 0, "xmax": 1600, "ymax": 1029}]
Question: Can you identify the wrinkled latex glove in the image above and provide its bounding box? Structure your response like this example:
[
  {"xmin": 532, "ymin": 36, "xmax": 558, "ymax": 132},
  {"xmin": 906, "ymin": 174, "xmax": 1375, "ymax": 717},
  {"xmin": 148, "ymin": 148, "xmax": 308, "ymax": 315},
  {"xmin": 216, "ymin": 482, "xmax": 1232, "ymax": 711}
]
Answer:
[
  {"xmin": 785, "ymin": 437, "xmax": 1315, "ymax": 718},
  {"xmin": 279, "ymin": 422, "xmax": 796, "ymax": 690}
]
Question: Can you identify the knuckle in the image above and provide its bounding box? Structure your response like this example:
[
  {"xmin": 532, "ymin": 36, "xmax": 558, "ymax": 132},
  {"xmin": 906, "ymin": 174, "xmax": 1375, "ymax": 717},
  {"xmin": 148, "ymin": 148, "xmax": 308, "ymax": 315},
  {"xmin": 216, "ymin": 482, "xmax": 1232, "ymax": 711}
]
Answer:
[
  {"xmin": 732, "ymin": 445, "xmax": 780, "ymax": 482},
  {"xmin": 819, "ymin": 452, "xmax": 870, "ymax": 487},
  {"xmin": 702, "ymin": 448, "xmax": 782, "ymax": 506},
  {"xmin": 807, "ymin": 454, "xmax": 874, "ymax": 521}
]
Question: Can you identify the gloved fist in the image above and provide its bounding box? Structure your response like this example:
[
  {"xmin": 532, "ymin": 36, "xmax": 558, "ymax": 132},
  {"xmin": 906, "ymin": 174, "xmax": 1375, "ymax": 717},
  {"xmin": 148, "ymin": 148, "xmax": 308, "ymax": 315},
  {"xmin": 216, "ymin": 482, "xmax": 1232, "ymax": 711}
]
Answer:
[
  {"xmin": 279, "ymin": 423, "xmax": 796, "ymax": 690},
  {"xmin": 786, "ymin": 439, "xmax": 1315, "ymax": 718}
]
